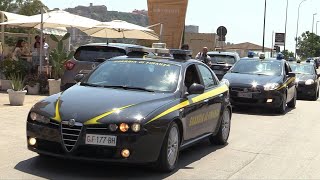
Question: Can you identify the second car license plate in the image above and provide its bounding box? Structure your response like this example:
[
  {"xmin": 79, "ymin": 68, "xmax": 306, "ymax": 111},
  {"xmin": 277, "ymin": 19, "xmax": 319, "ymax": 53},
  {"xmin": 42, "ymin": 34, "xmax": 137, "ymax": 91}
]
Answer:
[
  {"xmin": 85, "ymin": 134, "xmax": 117, "ymax": 146},
  {"xmin": 238, "ymin": 92, "xmax": 253, "ymax": 98}
]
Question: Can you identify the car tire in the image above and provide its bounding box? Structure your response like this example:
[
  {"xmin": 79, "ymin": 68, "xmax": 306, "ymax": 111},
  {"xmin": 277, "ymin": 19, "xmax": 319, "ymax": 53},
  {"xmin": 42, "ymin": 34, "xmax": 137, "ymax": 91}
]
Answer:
[
  {"xmin": 312, "ymin": 88, "xmax": 319, "ymax": 101},
  {"xmin": 288, "ymin": 89, "xmax": 297, "ymax": 108},
  {"xmin": 209, "ymin": 108, "xmax": 231, "ymax": 145},
  {"xmin": 276, "ymin": 94, "xmax": 287, "ymax": 114},
  {"xmin": 156, "ymin": 122, "xmax": 180, "ymax": 172}
]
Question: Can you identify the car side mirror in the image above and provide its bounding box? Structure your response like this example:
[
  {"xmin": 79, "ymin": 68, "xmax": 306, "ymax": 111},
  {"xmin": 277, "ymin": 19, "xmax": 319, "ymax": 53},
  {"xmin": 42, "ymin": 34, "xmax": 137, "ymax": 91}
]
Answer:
[
  {"xmin": 188, "ymin": 83, "xmax": 205, "ymax": 95},
  {"xmin": 74, "ymin": 74, "xmax": 84, "ymax": 83},
  {"xmin": 288, "ymin": 72, "xmax": 296, "ymax": 78}
]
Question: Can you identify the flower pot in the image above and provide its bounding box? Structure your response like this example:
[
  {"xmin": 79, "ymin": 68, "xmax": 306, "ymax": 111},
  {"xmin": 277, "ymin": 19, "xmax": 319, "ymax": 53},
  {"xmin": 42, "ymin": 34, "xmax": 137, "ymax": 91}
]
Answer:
[
  {"xmin": 7, "ymin": 89, "xmax": 27, "ymax": 106},
  {"xmin": 27, "ymin": 83, "xmax": 40, "ymax": 95},
  {"xmin": 1, "ymin": 80, "xmax": 12, "ymax": 91},
  {"xmin": 48, "ymin": 79, "xmax": 61, "ymax": 95}
]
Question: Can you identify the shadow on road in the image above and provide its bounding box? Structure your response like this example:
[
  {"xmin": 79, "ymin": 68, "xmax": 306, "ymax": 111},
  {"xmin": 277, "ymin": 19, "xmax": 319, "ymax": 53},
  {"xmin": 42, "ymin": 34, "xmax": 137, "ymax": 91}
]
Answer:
[
  {"xmin": 232, "ymin": 106, "xmax": 295, "ymax": 116},
  {"xmin": 14, "ymin": 140, "xmax": 225, "ymax": 179}
]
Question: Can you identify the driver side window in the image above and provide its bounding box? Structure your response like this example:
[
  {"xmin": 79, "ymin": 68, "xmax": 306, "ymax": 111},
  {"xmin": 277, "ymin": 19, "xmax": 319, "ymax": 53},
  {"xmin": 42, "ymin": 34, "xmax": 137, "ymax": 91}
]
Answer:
[
  {"xmin": 184, "ymin": 65, "xmax": 201, "ymax": 90},
  {"xmin": 197, "ymin": 65, "xmax": 217, "ymax": 89}
]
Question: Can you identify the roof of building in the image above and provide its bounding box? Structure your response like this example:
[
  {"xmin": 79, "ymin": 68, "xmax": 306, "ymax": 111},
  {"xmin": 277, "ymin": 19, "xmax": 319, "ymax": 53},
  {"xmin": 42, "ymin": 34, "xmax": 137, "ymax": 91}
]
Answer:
[{"xmin": 224, "ymin": 42, "xmax": 272, "ymax": 51}]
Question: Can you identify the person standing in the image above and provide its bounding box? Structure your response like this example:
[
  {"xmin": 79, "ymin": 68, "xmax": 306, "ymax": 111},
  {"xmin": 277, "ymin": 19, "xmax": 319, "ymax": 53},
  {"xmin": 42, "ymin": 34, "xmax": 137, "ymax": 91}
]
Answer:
[{"xmin": 195, "ymin": 47, "xmax": 211, "ymax": 66}]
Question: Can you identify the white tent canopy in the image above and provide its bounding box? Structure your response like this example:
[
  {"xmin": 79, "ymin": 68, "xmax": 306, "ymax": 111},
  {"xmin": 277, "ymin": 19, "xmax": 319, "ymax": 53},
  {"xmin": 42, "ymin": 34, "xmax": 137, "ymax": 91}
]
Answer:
[
  {"xmin": 83, "ymin": 20, "xmax": 159, "ymax": 40},
  {"xmin": 0, "ymin": 10, "xmax": 101, "ymax": 29},
  {"xmin": 0, "ymin": 11, "xmax": 28, "ymax": 21}
]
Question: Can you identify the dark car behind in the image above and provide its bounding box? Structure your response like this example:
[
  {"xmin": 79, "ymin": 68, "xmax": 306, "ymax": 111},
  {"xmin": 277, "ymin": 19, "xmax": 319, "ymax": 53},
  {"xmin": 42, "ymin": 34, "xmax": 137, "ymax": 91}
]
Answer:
[
  {"xmin": 207, "ymin": 51, "xmax": 240, "ymax": 80},
  {"xmin": 61, "ymin": 43, "xmax": 149, "ymax": 90}
]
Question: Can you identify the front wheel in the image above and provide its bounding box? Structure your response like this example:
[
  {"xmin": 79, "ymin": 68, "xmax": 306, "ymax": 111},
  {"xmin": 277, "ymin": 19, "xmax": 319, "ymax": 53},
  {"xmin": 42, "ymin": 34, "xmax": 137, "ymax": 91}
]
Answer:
[
  {"xmin": 276, "ymin": 94, "xmax": 287, "ymax": 114},
  {"xmin": 209, "ymin": 108, "xmax": 231, "ymax": 145},
  {"xmin": 156, "ymin": 122, "xmax": 180, "ymax": 172},
  {"xmin": 288, "ymin": 89, "xmax": 297, "ymax": 108},
  {"xmin": 311, "ymin": 88, "xmax": 319, "ymax": 101}
]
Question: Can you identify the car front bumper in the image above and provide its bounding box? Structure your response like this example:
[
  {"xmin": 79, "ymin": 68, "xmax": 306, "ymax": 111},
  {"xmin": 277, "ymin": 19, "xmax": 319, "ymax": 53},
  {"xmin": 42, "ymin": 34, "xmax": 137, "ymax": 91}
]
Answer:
[
  {"xmin": 297, "ymin": 83, "xmax": 317, "ymax": 97},
  {"xmin": 229, "ymin": 88, "xmax": 284, "ymax": 108},
  {"xmin": 27, "ymin": 121, "xmax": 165, "ymax": 164}
]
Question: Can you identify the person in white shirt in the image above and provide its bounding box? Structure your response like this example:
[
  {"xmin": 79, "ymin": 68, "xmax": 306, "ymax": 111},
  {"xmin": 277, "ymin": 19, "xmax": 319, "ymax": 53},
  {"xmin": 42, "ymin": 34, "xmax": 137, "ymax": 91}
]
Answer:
[{"xmin": 195, "ymin": 47, "xmax": 211, "ymax": 66}]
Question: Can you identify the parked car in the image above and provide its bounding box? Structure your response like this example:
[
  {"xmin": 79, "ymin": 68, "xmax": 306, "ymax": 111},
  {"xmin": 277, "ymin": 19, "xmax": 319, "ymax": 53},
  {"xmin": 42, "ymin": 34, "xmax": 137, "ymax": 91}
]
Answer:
[
  {"xmin": 26, "ymin": 49, "xmax": 232, "ymax": 172},
  {"xmin": 223, "ymin": 56, "xmax": 297, "ymax": 114},
  {"xmin": 207, "ymin": 51, "xmax": 240, "ymax": 80},
  {"xmin": 61, "ymin": 43, "xmax": 151, "ymax": 90},
  {"xmin": 290, "ymin": 62, "xmax": 320, "ymax": 100}
]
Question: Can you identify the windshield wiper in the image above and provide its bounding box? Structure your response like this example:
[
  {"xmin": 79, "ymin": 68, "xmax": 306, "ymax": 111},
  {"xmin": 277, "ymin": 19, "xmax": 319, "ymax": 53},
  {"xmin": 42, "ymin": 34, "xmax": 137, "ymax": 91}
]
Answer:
[
  {"xmin": 93, "ymin": 58, "xmax": 107, "ymax": 62},
  {"xmin": 102, "ymin": 85, "xmax": 155, "ymax": 92},
  {"xmin": 80, "ymin": 82, "xmax": 102, "ymax": 87}
]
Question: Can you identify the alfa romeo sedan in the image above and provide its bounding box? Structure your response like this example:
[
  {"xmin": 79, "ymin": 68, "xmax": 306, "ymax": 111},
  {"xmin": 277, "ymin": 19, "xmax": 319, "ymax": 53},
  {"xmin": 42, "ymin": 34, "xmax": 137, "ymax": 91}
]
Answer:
[
  {"xmin": 223, "ymin": 57, "xmax": 297, "ymax": 114},
  {"xmin": 290, "ymin": 62, "xmax": 320, "ymax": 100},
  {"xmin": 26, "ymin": 49, "xmax": 232, "ymax": 172}
]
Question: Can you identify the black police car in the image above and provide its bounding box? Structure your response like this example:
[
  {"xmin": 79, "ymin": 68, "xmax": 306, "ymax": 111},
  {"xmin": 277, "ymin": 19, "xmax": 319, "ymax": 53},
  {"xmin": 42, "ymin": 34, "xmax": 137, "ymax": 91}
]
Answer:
[
  {"xmin": 26, "ymin": 48, "xmax": 232, "ymax": 172},
  {"xmin": 222, "ymin": 56, "xmax": 297, "ymax": 114},
  {"xmin": 290, "ymin": 62, "xmax": 320, "ymax": 100},
  {"xmin": 207, "ymin": 51, "xmax": 240, "ymax": 80}
]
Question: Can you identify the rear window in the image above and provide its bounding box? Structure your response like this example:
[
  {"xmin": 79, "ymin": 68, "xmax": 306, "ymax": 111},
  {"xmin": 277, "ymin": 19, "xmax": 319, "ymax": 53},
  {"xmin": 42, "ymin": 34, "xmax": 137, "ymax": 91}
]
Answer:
[
  {"xmin": 209, "ymin": 55, "xmax": 236, "ymax": 64},
  {"xmin": 74, "ymin": 46, "xmax": 126, "ymax": 62}
]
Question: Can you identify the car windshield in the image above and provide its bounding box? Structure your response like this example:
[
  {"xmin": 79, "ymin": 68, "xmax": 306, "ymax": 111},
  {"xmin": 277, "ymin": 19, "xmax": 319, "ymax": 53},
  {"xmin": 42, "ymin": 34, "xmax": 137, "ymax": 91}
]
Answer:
[
  {"xmin": 209, "ymin": 55, "xmax": 236, "ymax": 64},
  {"xmin": 74, "ymin": 46, "xmax": 126, "ymax": 62},
  {"xmin": 290, "ymin": 64, "xmax": 315, "ymax": 75},
  {"xmin": 84, "ymin": 60, "xmax": 181, "ymax": 92},
  {"xmin": 230, "ymin": 60, "xmax": 283, "ymax": 76}
]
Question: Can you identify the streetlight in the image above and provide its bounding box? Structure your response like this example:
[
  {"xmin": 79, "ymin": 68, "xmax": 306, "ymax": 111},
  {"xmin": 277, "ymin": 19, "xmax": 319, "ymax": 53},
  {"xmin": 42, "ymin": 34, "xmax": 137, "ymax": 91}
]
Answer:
[
  {"xmin": 295, "ymin": 0, "xmax": 308, "ymax": 60},
  {"xmin": 317, "ymin": 21, "xmax": 320, "ymax": 35},
  {"xmin": 262, "ymin": 0, "xmax": 267, "ymax": 52},
  {"xmin": 312, "ymin": 13, "xmax": 317, "ymax": 33},
  {"xmin": 284, "ymin": 0, "xmax": 289, "ymax": 51}
]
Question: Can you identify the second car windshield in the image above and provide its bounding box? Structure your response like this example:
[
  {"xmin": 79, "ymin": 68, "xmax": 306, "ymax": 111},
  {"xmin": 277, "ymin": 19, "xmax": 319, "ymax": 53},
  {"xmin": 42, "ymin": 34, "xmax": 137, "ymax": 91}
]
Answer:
[
  {"xmin": 209, "ymin": 55, "xmax": 236, "ymax": 64},
  {"xmin": 290, "ymin": 64, "xmax": 315, "ymax": 75},
  {"xmin": 231, "ymin": 60, "xmax": 283, "ymax": 76},
  {"xmin": 84, "ymin": 60, "xmax": 181, "ymax": 92}
]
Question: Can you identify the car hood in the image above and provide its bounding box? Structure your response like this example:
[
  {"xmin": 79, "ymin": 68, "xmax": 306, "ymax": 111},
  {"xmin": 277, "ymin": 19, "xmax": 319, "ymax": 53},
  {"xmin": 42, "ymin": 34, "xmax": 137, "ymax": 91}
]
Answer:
[
  {"xmin": 32, "ymin": 85, "xmax": 177, "ymax": 125},
  {"xmin": 224, "ymin": 73, "xmax": 282, "ymax": 87},
  {"xmin": 296, "ymin": 74, "xmax": 316, "ymax": 81}
]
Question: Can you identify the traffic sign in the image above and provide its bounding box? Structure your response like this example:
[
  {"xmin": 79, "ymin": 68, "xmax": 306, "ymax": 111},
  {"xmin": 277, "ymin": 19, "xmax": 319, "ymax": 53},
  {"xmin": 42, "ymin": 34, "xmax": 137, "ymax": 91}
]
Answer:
[
  {"xmin": 217, "ymin": 26, "xmax": 227, "ymax": 42},
  {"xmin": 275, "ymin": 33, "xmax": 285, "ymax": 46}
]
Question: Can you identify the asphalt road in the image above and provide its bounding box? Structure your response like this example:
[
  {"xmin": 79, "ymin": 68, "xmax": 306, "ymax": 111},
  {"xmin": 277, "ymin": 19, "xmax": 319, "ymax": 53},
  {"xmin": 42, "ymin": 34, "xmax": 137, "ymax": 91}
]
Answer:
[{"xmin": 0, "ymin": 94, "xmax": 320, "ymax": 179}]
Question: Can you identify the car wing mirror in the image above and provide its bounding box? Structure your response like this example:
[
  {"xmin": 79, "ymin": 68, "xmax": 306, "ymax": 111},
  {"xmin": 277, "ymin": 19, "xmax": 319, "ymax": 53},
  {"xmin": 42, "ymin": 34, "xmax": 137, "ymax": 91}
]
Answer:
[
  {"xmin": 188, "ymin": 83, "xmax": 205, "ymax": 95},
  {"xmin": 288, "ymin": 72, "xmax": 296, "ymax": 78},
  {"xmin": 74, "ymin": 74, "xmax": 84, "ymax": 83}
]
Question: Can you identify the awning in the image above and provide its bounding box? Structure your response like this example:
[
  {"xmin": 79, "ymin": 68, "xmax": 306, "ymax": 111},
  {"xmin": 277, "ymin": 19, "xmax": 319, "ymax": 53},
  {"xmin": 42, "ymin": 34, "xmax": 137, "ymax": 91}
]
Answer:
[{"xmin": 0, "ymin": 11, "xmax": 28, "ymax": 21}]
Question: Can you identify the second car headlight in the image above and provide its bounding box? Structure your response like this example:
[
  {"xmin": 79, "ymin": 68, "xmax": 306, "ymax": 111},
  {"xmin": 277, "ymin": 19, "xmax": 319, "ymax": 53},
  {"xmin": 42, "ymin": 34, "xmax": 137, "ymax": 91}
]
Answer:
[
  {"xmin": 30, "ymin": 112, "xmax": 50, "ymax": 124},
  {"xmin": 264, "ymin": 83, "xmax": 280, "ymax": 91},
  {"xmin": 305, "ymin": 79, "xmax": 315, "ymax": 85}
]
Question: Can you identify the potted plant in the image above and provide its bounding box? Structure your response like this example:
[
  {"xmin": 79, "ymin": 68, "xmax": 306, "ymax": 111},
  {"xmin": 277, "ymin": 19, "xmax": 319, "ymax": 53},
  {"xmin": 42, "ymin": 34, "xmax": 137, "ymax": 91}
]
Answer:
[
  {"xmin": 7, "ymin": 74, "xmax": 27, "ymax": 106},
  {"xmin": 0, "ymin": 59, "xmax": 28, "ymax": 91},
  {"xmin": 48, "ymin": 33, "xmax": 74, "ymax": 95},
  {"xmin": 24, "ymin": 74, "xmax": 40, "ymax": 95}
]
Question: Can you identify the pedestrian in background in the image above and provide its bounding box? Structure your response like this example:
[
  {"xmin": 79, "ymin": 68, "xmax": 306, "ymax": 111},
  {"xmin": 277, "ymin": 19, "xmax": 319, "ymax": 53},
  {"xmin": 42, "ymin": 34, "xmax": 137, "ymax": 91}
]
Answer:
[{"xmin": 196, "ymin": 47, "xmax": 211, "ymax": 66}]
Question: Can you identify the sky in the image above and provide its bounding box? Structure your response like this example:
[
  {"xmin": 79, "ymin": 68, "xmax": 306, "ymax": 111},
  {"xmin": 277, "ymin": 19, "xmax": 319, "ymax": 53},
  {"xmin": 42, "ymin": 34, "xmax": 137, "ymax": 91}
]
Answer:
[{"xmin": 43, "ymin": 0, "xmax": 320, "ymax": 52}]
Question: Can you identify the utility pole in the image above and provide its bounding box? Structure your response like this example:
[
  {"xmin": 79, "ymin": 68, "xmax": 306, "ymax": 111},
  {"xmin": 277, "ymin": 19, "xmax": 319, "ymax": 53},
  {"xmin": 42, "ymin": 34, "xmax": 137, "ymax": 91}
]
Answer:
[
  {"xmin": 295, "ymin": 0, "xmax": 308, "ymax": 60},
  {"xmin": 262, "ymin": 0, "xmax": 267, "ymax": 52},
  {"xmin": 312, "ymin": 13, "xmax": 317, "ymax": 33},
  {"xmin": 284, "ymin": 0, "xmax": 289, "ymax": 51}
]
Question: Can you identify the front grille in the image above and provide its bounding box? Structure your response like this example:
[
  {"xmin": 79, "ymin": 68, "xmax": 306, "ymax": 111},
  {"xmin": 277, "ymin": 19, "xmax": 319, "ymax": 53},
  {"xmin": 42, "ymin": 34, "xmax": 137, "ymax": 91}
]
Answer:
[
  {"xmin": 231, "ymin": 87, "xmax": 261, "ymax": 93},
  {"xmin": 61, "ymin": 121, "xmax": 83, "ymax": 152}
]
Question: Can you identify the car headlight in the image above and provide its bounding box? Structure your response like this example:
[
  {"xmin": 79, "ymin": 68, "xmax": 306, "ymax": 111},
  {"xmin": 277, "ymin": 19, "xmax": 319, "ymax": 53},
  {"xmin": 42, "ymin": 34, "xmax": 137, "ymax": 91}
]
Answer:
[
  {"xmin": 119, "ymin": 123, "xmax": 129, "ymax": 132},
  {"xmin": 29, "ymin": 112, "xmax": 50, "ymax": 124},
  {"xmin": 264, "ymin": 83, "xmax": 280, "ymax": 91},
  {"xmin": 221, "ymin": 79, "xmax": 230, "ymax": 87},
  {"xmin": 305, "ymin": 79, "xmax": 315, "ymax": 85}
]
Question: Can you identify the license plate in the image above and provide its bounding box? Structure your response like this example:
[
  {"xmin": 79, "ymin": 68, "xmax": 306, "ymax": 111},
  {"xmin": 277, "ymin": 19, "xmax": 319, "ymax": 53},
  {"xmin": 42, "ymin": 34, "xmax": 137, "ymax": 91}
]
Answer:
[
  {"xmin": 214, "ymin": 70, "xmax": 225, "ymax": 75},
  {"xmin": 238, "ymin": 92, "xmax": 253, "ymax": 98},
  {"xmin": 85, "ymin": 134, "xmax": 117, "ymax": 146}
]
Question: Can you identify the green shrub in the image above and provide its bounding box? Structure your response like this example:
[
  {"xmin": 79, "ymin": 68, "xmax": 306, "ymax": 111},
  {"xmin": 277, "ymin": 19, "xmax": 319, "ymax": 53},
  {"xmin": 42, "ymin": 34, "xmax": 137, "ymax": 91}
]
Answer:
[
  {"xmin": 0, "ymin": 59, "xmax": 28, "ymax": 79},
  {"xmin": 9, "ymin": 74, "xmax": 25, "ymax": 91}
]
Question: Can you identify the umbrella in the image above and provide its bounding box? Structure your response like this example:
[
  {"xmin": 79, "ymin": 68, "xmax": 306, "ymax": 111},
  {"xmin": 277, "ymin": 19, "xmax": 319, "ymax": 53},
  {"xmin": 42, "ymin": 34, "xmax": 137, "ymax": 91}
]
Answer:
[
  {"xmin": 0, "ymin": 10, "xmax": 101, "ymax": 29},
  {"xmin": 82, "ymin": 20, "xmax": 159, "ymax": 40}
]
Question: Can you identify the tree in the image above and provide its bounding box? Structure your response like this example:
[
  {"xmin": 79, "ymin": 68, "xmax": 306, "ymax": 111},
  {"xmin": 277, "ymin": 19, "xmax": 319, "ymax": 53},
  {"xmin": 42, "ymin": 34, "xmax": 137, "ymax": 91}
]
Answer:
[
  {"xmin": 297, "ymin": 31, "xmax": 320, "ymax": 59},
  {"xmin": 281, "ymin": 50, "xmax": 294, "ymax": 60}
]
